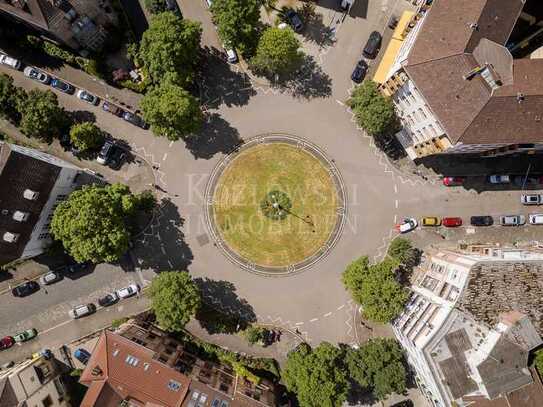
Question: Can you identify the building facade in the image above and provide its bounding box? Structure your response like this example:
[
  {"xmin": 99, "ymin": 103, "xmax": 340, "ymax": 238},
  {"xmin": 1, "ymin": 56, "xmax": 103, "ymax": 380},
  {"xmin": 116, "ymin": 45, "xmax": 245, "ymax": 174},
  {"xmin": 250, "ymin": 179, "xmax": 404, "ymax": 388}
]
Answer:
[
  {"xmin": 0, "ymin": 142, "xmax": 84, "ymax": 265},
  {"xmin": 379, "ymin": 0, "xmax": 543, "ymax": 160},
  {"xmin": 393, "ymin": 245, "xmax": 543, "ymax": 407}
]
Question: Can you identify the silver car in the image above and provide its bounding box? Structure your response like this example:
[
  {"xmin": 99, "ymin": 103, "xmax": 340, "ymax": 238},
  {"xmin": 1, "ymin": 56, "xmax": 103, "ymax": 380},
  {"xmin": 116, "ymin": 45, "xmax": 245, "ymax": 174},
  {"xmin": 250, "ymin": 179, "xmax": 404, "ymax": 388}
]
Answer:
[
  {"xmin": 499, "ymin": 215, "xmax": 526, "ymax": 226},
  {"xmin": 24, "ymin": 67, "xmax": 51, "ymax": 84},
  {"xmin": 69, "ymin": 303, "xmax": 96, "ymax": 319},
  {"xmin": 521, "ymin": 194, "xmax": 543, "ymax": 205},
  {"xmin": 529, "ymin": 214, "xmax": 543, "ymax": 225},
  {"xmin": 39, "ymin": 271, "xmax": 62, "ymax": 285}
]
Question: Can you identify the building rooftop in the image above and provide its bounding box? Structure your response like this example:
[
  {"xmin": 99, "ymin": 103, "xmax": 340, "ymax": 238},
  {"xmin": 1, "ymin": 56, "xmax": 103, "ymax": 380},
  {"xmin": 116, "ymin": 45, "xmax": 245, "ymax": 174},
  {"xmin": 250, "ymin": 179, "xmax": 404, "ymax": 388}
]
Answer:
[{"xmin": 403, "ymin": 0, "xmax": 543, "ymax": 145}]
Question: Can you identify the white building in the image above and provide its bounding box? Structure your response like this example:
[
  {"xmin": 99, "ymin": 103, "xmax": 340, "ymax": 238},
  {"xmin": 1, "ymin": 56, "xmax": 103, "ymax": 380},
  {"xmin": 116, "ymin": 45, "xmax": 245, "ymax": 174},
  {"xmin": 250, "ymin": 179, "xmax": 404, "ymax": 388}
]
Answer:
[
  {"xmin": 0, "ymin": 142, "xmax": 84, "ymax": 265},
  {"xmin": 393, "ymin": 246, "xmax": 543, "ymax": 407}
]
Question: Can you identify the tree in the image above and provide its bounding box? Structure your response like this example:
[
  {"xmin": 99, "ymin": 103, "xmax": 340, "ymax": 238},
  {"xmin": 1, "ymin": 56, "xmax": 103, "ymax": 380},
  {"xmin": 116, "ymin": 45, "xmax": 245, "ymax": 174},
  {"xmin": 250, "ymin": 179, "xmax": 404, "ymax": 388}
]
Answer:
[
  {"xmin": 149, "ymin": 272, "xmax": 201, "ymax": 331},
  {"xmin": 144, "ymin": 0, "xmax": 167, "ymax": 14},
  {"xmin": 0, "ymin": 74, "xmax": 25, "ymax": 123},
  {"xmin": 18, "ymin": 89, "xmax": 68, "ymax": 139},
  {"xmin": 345, "ymin": 338, "xmax": 407, "ymax": 400},
  {"xmin": 138, "ymin": 12, "xmax": 202, "ymax": 86},
  {"xmin": 251, "ymin": 27, "xmax": 303, "ymax": 76},
  {"xmin": 348, "ymin": 80, "xmax": 397, "ymax": 137},
  {"xmin": 535, "ymin": 349, "xmax": 543, "ymax": 377},
  {"xmin": 387, "ymin": 237, "xmax": 417, "ymax": 266},
  {"xmin": 282, "ymin": 342, "xmax": 349, "ymax": 407},
  {"xmin": 69, "ymin": 122, "xmax": 104, "ymax": 152},
  {"xmin": 342, "ymin": 257, "xmax": 409, "ymax": 323},
  {"xmin": 141, "ymin": 81, "xmax": 203, "ymax": 141},
  {"xmin": 210, "ymin": 0, "xmax": 261, "ymax": 55},
  {"xmin": 51, "ymin": 184, "xmax": 139, "ymax": 263},
  {"xmin": 243, "ymin": 326, "xmax": 266, "ymax": 345}
]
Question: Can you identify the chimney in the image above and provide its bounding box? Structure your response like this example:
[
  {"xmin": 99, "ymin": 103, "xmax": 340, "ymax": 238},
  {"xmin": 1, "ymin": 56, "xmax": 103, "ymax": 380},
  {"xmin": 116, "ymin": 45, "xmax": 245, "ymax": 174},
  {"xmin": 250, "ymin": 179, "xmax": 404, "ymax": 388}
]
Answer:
[
  {"xmin": 3, "ymin": 232, "xmax": 19, "ymax": 243},
  {"xmin": 469, "ymin": 23, "xmax": 479, "ymax": 31},
  {"xmin": 12, "ymin": 211, "xmax": 29, "ymax": 222},
  {"xmin": 517, "ymin": 93, "xmax": 525, "ymax": 103}
]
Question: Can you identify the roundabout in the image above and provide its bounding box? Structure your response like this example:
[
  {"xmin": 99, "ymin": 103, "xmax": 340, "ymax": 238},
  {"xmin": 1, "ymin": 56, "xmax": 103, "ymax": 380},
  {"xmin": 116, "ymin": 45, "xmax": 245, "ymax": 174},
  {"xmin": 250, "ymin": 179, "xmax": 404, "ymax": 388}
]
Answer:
[{"xmin": 204, "ymin": 134, "xmax": 347, "ymax": 276}]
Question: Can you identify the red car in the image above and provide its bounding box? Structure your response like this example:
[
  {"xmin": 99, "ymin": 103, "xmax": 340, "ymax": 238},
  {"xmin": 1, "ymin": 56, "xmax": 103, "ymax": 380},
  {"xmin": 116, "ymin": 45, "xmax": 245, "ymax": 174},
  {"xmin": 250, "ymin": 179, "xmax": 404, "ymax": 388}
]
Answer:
[
  {"xmin": 0, "ymin": 336, "xmax": 14, "ymax": 350},
  {"xmin": 442, "ymin": 176, "xmax": 465, "ymax": 186},
  {"xmin": 442, "ymin": 217, "xmax": 463, "ymax": 227}
]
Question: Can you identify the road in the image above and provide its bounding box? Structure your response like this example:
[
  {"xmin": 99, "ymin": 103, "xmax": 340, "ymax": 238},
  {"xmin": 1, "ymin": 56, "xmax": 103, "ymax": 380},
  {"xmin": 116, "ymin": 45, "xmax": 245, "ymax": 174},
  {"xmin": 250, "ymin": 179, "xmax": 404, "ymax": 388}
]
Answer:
[{"xmin": 0, "ymin": 0, "xmax": 542, "ymax": 366}]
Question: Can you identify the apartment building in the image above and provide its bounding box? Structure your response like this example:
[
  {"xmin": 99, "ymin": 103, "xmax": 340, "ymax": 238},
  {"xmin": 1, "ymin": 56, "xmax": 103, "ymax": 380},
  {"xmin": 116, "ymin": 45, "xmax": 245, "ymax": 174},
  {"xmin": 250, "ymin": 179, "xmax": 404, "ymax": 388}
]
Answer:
[
  {"xmin": 393, "ymin": 245, "xmax": 543, "ymax": 407},
  {"xmin": 0, "ymin": 354, "xmax": 69, "ymax": 406},
  {"xmin": 0, "ymin": 142, "xmax": 85, "ymax": 266},
  {"xmin": 0, "ymin": 0, "xmax": 117, "ymax": 51},
  {"xmin": 380, "ymin": 0, "xmax": 543, "ymax": 160},
  {"xmin": 79, "ymin": 322, "xmax": 279, "ymax": 407}
]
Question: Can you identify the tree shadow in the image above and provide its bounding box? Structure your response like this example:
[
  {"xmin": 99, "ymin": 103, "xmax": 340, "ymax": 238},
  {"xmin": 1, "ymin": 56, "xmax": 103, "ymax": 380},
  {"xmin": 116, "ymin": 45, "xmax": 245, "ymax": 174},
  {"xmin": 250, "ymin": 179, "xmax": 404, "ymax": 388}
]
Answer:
[
  {"xmin": 273, "ymin": 55, "xmax": 332, "ymax": 99},
  {"xmin": 185, "ymin": 113, "xmax": 244, "ymax": 160},
  {"xmin": 298, "ymin": 3, "xmax": 337, "ymax": 48},
  {"xmin": 346, "ymin": 379, "xmax": 378, "ymax": 406},
  {"xmin": 132, "ymin": 198, "xmax": 194, "ymax": 271},
  {"xmin": 69, "ymin": 111, "xmax": 97, "ymax": 124},
  {"xmin": 199, "ymin": 46, "xmax": 257, "ymax": 109},
  {"xmin": 193, "ymin": 277, "xmax": 257, "ymax": 334}
]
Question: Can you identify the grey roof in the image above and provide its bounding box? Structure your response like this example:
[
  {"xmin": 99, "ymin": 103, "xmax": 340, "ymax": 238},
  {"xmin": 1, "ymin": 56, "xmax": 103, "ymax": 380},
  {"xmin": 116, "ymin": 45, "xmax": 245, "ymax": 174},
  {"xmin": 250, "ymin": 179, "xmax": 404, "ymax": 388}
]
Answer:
[
  {"xmin": 0, "ymin": 143, "xmax": 60, "ymax": 265},
  {"xmin": 0, "ymin": 378, "xmax": 18, "ymax": 407}
]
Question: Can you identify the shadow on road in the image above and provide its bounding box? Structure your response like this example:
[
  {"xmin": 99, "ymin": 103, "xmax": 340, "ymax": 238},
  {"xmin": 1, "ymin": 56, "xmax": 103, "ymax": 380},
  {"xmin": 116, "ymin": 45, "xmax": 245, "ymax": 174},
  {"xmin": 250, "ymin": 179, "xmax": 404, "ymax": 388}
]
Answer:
[
  {"xmin": 200, "ymin": 46, "xmax": 257, "ymax": 109},
  {"xmin": 299, "ymin": 3, "xmax": 337, "ymax": 48},
  {"xmin": 185, "ymin": 113, "xmax": 243, "ymax": 160},
  {"xmin": 133, "ymin": 198, "xmax": 194, "ymax": 271},
  {"xmin": 194, "ymin": 277, "xmax": 257, "ymax": 334},
  {"xmin": 273, "ymin": 55, "xmax": 333, "ymax": 99}
]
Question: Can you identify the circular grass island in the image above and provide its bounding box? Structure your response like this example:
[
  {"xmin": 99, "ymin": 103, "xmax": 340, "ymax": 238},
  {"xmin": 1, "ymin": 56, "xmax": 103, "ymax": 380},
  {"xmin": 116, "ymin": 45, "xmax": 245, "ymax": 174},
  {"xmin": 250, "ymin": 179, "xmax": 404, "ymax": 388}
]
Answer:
[{"xmin": 206, "ymin": 135, "xmax": 346, "ymax": 275}]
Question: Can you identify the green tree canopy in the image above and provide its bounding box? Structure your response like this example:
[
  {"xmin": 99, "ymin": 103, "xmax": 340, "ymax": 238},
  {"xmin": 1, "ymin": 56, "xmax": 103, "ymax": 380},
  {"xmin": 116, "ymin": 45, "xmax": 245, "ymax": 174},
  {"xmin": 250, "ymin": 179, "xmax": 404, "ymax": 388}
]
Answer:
[
  {"xmin": 51, "ymin": 184, "xmax": 139, "ymax": 263},
  {"xmin": 149, "ymin": 271, "xmax": 202, "ymax": 331},
  {"xmin": 282, "ymin": 342, "xmax": 349, "ymax": 407},
  {"xmin": 138, "ymin": 12, "xmax": 202, "ymax": 86},
  {"xmin": 387, "ymin": 237, "xmax": 417, "ymax": 266},
  {"xmin": 251, "ymin": 27, "xmax": 303, "ymax": 76},
  {"xmin": 345, "ymin": 338, "xmax": 407, "ymax": 400},
  {"xmin": 69, "ymin": 122, "xmax": 104, "ymax": 152},
  {"xmin": 211, "ymin": 0, "xmax": 261, "ymax": 54},
  {"xmin": 0, "ymin": 74, "xmax": 25, "ymax": 123},
  {"xmin": 18, "ymin": 89, "xmax": 68, "ymax": 139},
  {"xmin": 348, "ymin": 80, "xmax": 397, "ymax": 137},
  {"xmin": 141, "ymin": 81, "xmax": 203, "ymax": 141},
  {"xmin": 143, "ymin": 0, "xmax": 167, "ymax": 14},
  {"xmin": 342, "ymin": 256, "xmax": 409, "ymax": 323}
]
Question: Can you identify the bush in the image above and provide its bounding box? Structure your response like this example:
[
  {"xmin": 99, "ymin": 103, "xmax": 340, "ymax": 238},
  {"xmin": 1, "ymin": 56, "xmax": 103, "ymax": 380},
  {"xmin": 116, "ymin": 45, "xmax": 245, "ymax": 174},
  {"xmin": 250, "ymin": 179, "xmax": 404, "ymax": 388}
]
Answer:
[
  {"xmin": 243, "ymin": 326, "xmax": 266, "ymax": 345},
  {"xmin": 535, "ymin": 349, "xmax": 543, "ymax": 377},
  {"xmin": 387, "ymin": 238, "xmax": 417, "ymax": 266},
  {"xmin": 136, "ymin": 190, "xmax": 157, "ymax": 211},
  {"xmin": 119, "ymin": 78, "xmax": 149, "ymax": 93},
  {"xmin": 69, "ymin": 122, "xmax": 104, "ymax": 152},
  {"xmin": 111, "ymin": 317, "xmax": 129, "ymax": 329}
]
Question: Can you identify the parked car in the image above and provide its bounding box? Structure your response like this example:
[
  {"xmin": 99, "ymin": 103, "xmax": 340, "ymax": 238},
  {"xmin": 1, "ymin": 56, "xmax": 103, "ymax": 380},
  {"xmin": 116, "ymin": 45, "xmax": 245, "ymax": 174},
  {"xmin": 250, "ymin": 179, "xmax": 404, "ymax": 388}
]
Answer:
[
  {"xmin": 74, "ymin": 348, "xmax": 91, "ymax": 365},
  {"xmin": 488, "ymin": 175, "xmax": 510, "ymax": 184},
  {"xmin": 13, "ymin": 328, "xmax": 38, "ymax": 343},
  {"xmin": 513, "ymin": 175, "xmax": 543, "ymax": 186},
  {"xmin": 205, "ymin": 0, "xmax": 212, "ymax": 7},
  {"xmin": 442, "ymin": 217, "xmax": 462, "ymax": 227},
  {"xmin": 98, "ymin": 292, "xmax": 119, "ymax": 307},
  {"xmin": 339, "ymin": 0, "xmax": 351, "ymax": 10},
  {"xmin": 442, "ymin": 176, "xmax": 465, "ymax": 186},
  {"xmin": 351, "ymin": 60, "xmax": 368, "ymax": 83},
  {"xmin": 285, "ymin": 10, "xmax": 303, "ymax": 32},
  {"xmin": 0, "ymin": 336, "xmax": 14, "ymax": 351},
  {"xmin": 225, "ymin": 47, "xmax": 238, "ymax": 63},
  {"xmin": 363, "ymin": 31, "xmax": 382, "ymax": 58},
  {"xmin": 58, "ymin": 261, "xmax": 90, "ymax": 275},
  {"xmin": 39, "ymin": 271, "xmax": 62, "ymax": 285},
  {"xmin": 108, "ymin": 146, "xmax": 127, "ymax": 170},
  {"xmin": 77, "ymin": 89, "xmax": 99, "ymax": 105},
  {"xmin": 398, "ymin": 218, "xmax": 417, "ymax": 233},
  {"xmin": 12, "ymin": 281, "xmax": 39, "ymax": 297},
  {"xmin": 116, "ymin": 284, "xmax": 140, "ymax": 299},
  {"xmin": 0, "ymin": 53, "xmax": 21, "ymax": 70},
  {"xmin": 51, "ymin": 79, "xmax": 75, "ymax": 94},
  {"xmin": 69, "ymin": 303, "xmax": 96, "ymax": 319},
  {"xmin": 499, "ymin": 215, "xmax": 526, "ymax": 226},
  {"xmin": 390, "ymin": 400, "xmax": 414, "ymax": 407},
  {"xmin": 421, "ymin": 217, "xmax": 441, "ymax": 226},
  {"xmin": 23, "ymin": 67, "xmax": 50, "ymax": 84},
  {"xmin": 470, "ymin": 216, "xmax": 493, "ymax": 226},
  {"xmin": 97, "ymin": 139, "xmax": 115, "ymax": 165},
  {"xmin": 102, "ymin": 101, "xmax": 124, "ymax": 117},
  {"xmin": 165, "ymin": 0, "xmax": 182, "ymax": 16},
  {"xmin": 529, "ymin": 214, "xmax": 543, "ymax": 225},
  {"xmin": 521, "ymin": 194, "xmax": 543, "ymax": 205},
  {"xmin": 122, "ymin": 112, "xmax": 148, "ymax": 129}
]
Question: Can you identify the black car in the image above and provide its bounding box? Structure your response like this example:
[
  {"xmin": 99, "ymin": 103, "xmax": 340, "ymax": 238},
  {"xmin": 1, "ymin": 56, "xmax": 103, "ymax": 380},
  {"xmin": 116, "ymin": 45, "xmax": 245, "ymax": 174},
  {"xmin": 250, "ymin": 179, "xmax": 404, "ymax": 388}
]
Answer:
[
  {"xmin": 51, "ymin": 79, "xmax": 75, "ymax": 94},
  {"xmin": 470, "ymin": 216, "xmax": 493, "ymax": 226},
  {"xmin": 390, "ymin": 401, "xmax": 413, "ymax": 407},
  {"xmin": 58, "ymin": 262, "xmax": 90, "ymax": 275},
  {"xmin": 97, "ymin": 140, "xmax": 115, "ymax": 165},
  {"xmin": 12, "ymin": 281, "xmax": 39, "ymax": 297},
  {"xmin": 108, "ymin": 146, "xmax": 127, "ymax": 170},
  {"xmin": 122, "ymin": 112, "xmax": 148, "ymax": 129},
  {"xmin": 513, "ymin": 175, "xmax": 543, "ymax": 187},
  {"xmin": 98, "ymin": 293, "xmax": 119, "ymax": 307},
  {"xmin": 351, "ymin": 60, "xmax": 368, "ymax": 83},
  {"xmin": 285, "ymin": 10, "xmax": 303, "ymax": 32},
  {"xmin": 363, "ymin": 31, "xmax": 382, "ymax": 58}
]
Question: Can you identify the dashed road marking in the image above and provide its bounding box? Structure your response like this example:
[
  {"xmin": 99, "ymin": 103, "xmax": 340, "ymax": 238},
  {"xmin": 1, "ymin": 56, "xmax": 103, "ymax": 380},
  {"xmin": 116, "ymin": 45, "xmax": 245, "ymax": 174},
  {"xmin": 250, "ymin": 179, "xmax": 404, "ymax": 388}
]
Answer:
[
  {"xmin": 169, "ymin": 141, "xmax": 174, "ymax": 148},
  {"xmin": 295, "ymin": 321, "xmax": 304, "ymax": 326},
  {"xmin": 161, "ymin": 246, "xmax": 166, "ymax": 255},
  {"xmin": 394, "ymin": 214, "xmax": 398, "ymax": 223},
  {"xmin": 337, "ymin": 304, "xmax": 345, "ymax": 310},
  {"xmin": 394, "ymin": 184, "xmax": 398, "ymax": 194},
  {"xmin": 162, "ymin": 153, "xmax": 168, "ymax": 161},
  {"xmin": 323, "ymin": 312, "xmax": 332, "ymax": 317},
  {"xmin": 336, "ymin": 99, "xmax": 345, "ymax": 106},
  {"xmin": 310, "ymin": 318, "xmax": 319, "ymax": 322},
  {"xmin": 395, "ymin": 199, "xmax": 399, "ymax": 208}
]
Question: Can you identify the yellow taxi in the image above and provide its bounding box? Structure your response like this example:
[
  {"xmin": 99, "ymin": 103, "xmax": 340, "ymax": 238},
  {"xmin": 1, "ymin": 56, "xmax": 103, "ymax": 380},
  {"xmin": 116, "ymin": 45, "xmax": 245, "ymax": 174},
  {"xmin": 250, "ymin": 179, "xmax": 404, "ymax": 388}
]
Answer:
[{"xmin": 421, "ymin": 217, "xmax": 441, "ymax": 226}]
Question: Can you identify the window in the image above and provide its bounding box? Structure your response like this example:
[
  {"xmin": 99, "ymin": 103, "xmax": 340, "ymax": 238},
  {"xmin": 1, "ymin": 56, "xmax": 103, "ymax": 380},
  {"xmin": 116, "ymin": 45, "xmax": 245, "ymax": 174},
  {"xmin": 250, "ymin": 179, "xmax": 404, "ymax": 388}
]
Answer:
[
  {"xmin": 418, "ymin": 108, "xmax": 427, "ymax": 119},
  {"xmin": 125, "ymin": 355, "xmax": 139, "ymax": 366},
  {"xmin": 38, "ymin": 233, "xmax": 50, "ymax": 240}
]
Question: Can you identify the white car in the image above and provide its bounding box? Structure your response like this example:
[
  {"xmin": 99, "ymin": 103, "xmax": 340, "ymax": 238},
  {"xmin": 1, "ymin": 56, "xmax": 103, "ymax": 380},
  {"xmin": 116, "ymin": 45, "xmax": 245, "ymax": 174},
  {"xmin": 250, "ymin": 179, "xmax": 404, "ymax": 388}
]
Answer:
[
  {"xmin": 398, "ymin": 218, "xmax": 418, "ymax": 233},
  {"xmin": 116, "ymin": 284, "xmax": 140, "ymax": 299},
  {"xmin": 205, "ymin": 0, "xmax": 212, "ymax": 7},
  {"xmin": 39, "ymin": 271, "xmax": 62, "ymax": 285},
  {"xmin": 529, "ymin": 214, "xmax": 543, "ymax": 225},
  {"xmin": 69, "ymin": 303, "xmax": 96, "ymax": 319},
  {"xmin": 76, "ymin": 89, "xmax": 100, "ymax": 105},
  {"xmin": 521, "ymin": 194, "xmax": 543, "ymax": 205},
  {"xmin": 0, "ymin": 53, "xmax": 21, "ymax": 70},
  {"xmin": 23, "ymin": 66, "xmax": 50, "ymax": 84},
  {"xmin": 499, "ymin": 215, "xmax": 525, "ymax": 226},
  {"xmin": 488, "ymin": 175, "xmax": 510, "ymax": 184},
  {"xmin": 225, "ymin": 47, "xmax": 238, "ymax": 63}
]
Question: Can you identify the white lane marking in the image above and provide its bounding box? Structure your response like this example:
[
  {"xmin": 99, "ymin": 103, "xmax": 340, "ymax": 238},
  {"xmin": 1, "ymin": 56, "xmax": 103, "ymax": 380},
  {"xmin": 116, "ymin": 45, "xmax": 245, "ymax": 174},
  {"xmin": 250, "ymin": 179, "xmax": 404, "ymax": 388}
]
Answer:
[
  {"xmin": 40, "ymin": 319, "xmax": 72, "ymax": 335},
  {"xmin": 337, "ymin": 304, "xmax": 345, "ymax": 310},
  {"xmin": 394, "ymin": 214, "xmax": 398, "ymax": 223},
  {"xmin": 161, "ymin": 246, "xmax": 166, "ymax": 255},
  {"xmin": 295, "ymin": 322, "xmax": 304, "ymax": 326},
  {"xmin": 156, "ymin": 233, "xmax": 161, "ymax": 241},
  {"xmin": 323, "ymin": 312, "xmax": 332, "ymax": 317},
  {"xmin": 336, "ymin": 99, "xmax": 345, "ymax": 106},
  {"xmin": 395, "ymin": 199, "xmax": 399, "ymax": 208},
  {"xmin": 162, "ymin": 153, "xmax": 168, "ymax": 161},
  {"xmin": 394, "ymin": 184, "xmax": 398, "ymax": 194},
  {"xmin": 310, "ymin": 318, "xmax": 319, "ymax": 322},
  {"xmin": 169, "ymin": 141, "xmax": 174, "ymax": 148}
]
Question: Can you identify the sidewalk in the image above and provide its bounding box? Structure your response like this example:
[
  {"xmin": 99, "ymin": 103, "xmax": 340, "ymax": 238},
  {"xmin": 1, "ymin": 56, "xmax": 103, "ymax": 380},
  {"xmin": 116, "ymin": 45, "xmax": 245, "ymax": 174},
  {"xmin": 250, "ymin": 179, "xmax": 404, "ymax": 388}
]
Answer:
[{"xmin": 185, "ymin": 319, "xmax": 303, "ymax": 366}]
